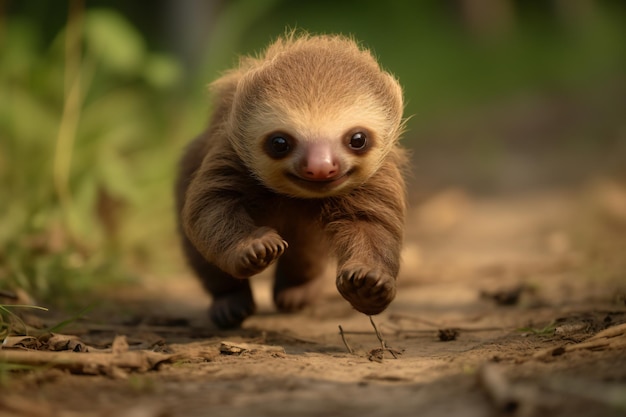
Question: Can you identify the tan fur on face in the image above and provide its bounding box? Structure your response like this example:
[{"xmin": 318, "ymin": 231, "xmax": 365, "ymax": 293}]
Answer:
[{"xmin": 211, "ymin": 33, "xmax": 404, "ymax": 198}]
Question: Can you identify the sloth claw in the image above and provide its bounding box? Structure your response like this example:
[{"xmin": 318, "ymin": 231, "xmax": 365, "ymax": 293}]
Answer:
[
  {"xmin": 336, "ymin": 266, "xmax": 396, "ymax": 315},
  {"xmin": 230, "ymin": 229, "xmax": 287, "ymax": 278}
]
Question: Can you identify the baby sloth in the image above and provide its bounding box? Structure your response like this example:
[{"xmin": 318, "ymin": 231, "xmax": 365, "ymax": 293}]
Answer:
[{"xmin": 176, "ymin": 33, "xmax": 407, "ymax": 329}]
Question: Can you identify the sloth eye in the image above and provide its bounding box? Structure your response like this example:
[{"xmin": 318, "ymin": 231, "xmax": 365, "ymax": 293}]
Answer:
[
  {"xmin": 265, "ymin": 134, "xmax": 292, "ymax": 158},
  {"xmin": 348, "ymin": 132, "xmax": 367, "ymax": 150},
  {"xmin": 271, "ymin": 136, "xmax": 290, "ymax": 153}
]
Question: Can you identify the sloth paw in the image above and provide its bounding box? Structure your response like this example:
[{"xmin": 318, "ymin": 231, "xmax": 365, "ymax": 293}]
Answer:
[
  {"xmin": 209, "ymin": 291, "xmax": 256, "ymax": 329},
  {"xmin": 336, "ymin": 266, "xmax": 396, "ymax": 315},
  {"xmin": 230, "ymin": 228, "xmax": 288, "ymax": 278}
]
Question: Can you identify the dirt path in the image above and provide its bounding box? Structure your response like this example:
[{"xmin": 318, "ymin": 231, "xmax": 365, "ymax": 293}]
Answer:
[{"xmin": 2, "ymin": 184, "xmax": 625, "ymax": 417}]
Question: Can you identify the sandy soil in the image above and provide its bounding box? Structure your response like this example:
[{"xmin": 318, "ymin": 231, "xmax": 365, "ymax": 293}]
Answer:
[{"xmin": 2, "ymin": 180, "xmax": 625, "ymax": 417}]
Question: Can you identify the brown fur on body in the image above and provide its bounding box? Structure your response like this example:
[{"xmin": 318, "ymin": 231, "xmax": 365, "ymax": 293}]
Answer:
[{"xmin": 176, "ymin": 33, "xmax": 407, "ymax": 329}]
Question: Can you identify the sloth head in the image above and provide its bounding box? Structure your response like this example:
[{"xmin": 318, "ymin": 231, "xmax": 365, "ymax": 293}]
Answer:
[{"xmin": 223, "ymin": 34, "xmax": 404, "ymax": 198}]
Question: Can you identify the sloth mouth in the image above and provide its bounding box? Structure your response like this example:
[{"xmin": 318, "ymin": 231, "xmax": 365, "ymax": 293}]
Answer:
[{"xmin": 287, "ymin": 170, "xmax": 351, "ymax": 194}]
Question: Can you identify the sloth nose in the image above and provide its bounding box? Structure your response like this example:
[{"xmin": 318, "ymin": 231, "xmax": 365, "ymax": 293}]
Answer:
[
  {"xmin": 304, "ymin": 158, "xmax": 338, "ymax": 179},
  {"xmin": 301, "ymin": 143, "xmax": 339, "ymax": 180}
]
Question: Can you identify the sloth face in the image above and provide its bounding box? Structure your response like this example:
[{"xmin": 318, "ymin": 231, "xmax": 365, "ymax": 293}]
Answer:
[
  {"xmin": 254, "ymin": 120, "xmax": 385, "ymax": 198},
  {"xmin": 225, "ymin": 35, "xmax": 404, "ymax": 198}
]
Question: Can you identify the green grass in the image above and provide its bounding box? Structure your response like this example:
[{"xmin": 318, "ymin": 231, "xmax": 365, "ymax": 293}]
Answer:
[
  {"xmin": 0, "ymin": 7, "xmax": 186, "ymax": 303},
  {"xmin": 0, "ymin": 304, "xmax": 49, "ymax": 341},
  {"xmin": 518, "ymin": 322, "xmax": 557, "ymax": 336}
]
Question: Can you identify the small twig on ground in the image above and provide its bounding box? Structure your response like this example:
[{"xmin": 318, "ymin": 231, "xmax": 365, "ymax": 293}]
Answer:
[
  {"xmin": 534, "ymin": 322, "xmax": 626, "ymax": 359},
  {"xmin": 388, "ymin": 313, "xmax": 444, "ymax": 328},
  {"xmin": 369, "ymin": 316, "xmax": 401, "ymax": 360},
  {"xmin": 338, "ymin": 325, "xmax": 353, "ymax": 354},
  {"xmin": 369, "ymin": 316, "xmax": 390, "ymax": 355},
  {"xmin": 388, "ymin": 312, "xmax": 506, "ymax": 334},
  {"xmin": 337, "ymin": 318, "xmax": 402, "ymax": 360},
  {"xmin": 0, "ymin": 349, "xmax": 176, "ymax": 375},
  {"xmin": 336, "ymin": 330, "xmax": 381, "ymax": 335}
]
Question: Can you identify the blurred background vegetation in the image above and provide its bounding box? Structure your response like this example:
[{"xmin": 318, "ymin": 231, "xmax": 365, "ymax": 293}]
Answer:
[{"xmin": 0, "ymin": 0, "xmax": 624, "ymax": 306}]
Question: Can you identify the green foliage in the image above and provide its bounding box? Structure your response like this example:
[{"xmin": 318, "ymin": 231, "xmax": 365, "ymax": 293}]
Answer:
[
  {"xmin": 518, "ymin": 322, "xmax": 557, "ymax": 336},
  {"xmin": 223, "ymin": 0, "xmax": 625, "ymax": 124},
  {"xmin": 0, "ymin": 304, "xmax": 49, "ymax": 341},
  {"xmin": 0, "ymin": 8, "xmax": 183, "ymax": 303}
]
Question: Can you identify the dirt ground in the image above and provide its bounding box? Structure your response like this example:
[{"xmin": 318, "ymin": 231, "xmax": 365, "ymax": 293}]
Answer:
[
  {"xmin": 2, "ymin": 179, "xmax": 626, "ymax": 417},
  {"xmin": 2, "ymin": 88, "xmax": 626, "ymax": 417}
]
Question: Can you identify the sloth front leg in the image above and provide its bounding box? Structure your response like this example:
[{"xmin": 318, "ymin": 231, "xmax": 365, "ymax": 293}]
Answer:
[
  {"xmin": 182, "ymin": 187, "xmax": 287, "ymax": 279},
  {"xmin": 183, "ymin": 218, "xmax": 286, "ymax": 328},
  {"xmin": 181, "ymin": 188, "xmax": 287, "ymax": 328},
  {"xmin": 333, "ymin": 221, "xmax": 401, "ymax": 315},
  {"xmin": 222, "ymin": 227, "xmax": 288, "ymax": 279}
]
